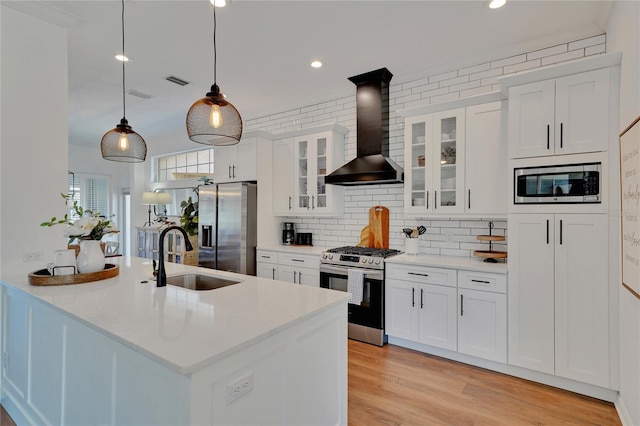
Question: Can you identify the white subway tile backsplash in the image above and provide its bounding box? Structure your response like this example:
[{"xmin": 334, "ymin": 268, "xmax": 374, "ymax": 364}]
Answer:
[
  {"xmin": 490, "ymin": 54, "xmax": 526, "ymax": 69},
  {"xmin": 585, "ymin": 44, "xmax": 606, "ymax": 56},
  {"xmin": 430, "ymin": 70, "xmax": 458, "ymax": 83},
  {"xmin": 461, "ymin": 85, "xmax": 494, "ymax": 98},
  {"xmin": 504, "ymin": 59, "xmax": 542, "ymax": 74},
  {"xmin": 458, "ymin": 62, "xmax": 491, "ymax": 76},
  {"xmin": 569, "ymin": 34, "xmax": 606, "ymax": 50},
  {"xmin": 527, "ymin": 44, "xmax": 568, "ymax": 61},
  {"xmin": 541, "ymin": 49, "xmax": 585, "ymax": 66}
]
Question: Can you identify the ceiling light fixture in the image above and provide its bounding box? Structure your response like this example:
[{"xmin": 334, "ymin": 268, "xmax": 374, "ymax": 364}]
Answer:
[
  {"xmin": 210, "ymin": 0, "xmax": 226, "ymax": 7},
  {"xmin": 115, "ymin": 54, "xmax": 129, "ymax": 62},
  {"xmin": 101, "ymin": 0, "xmax": 147, "ymax": 163},
  {"xmin": 489, "ymin": 0, "xmax": 506, "ymax": 9},
  {"xmin": 186, "ymin": 3, "xmax": 242, "ymax": 146},
  {"xmin": 311, "ymin": 60, "xmax": 323, "ymax": 68}
]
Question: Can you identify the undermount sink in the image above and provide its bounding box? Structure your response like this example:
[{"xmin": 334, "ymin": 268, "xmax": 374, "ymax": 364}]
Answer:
[{"xmin": 166, "ymin": 274, "xmax": 242, "ymax": 291}]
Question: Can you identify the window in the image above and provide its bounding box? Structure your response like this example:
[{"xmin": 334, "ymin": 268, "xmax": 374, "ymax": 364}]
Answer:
[
  {"xmin": 155, "ymin": 148, "xmax": 215, "ymax": 182},
  {"xmin": 68, "ymin": 172, "xmax": 110, "ymax": 219}
]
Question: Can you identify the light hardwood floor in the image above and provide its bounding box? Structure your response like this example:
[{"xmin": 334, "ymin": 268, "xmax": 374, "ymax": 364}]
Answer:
[{"xmin": 348, "ymin": 339, "xmax": 621, "ymax": 425}]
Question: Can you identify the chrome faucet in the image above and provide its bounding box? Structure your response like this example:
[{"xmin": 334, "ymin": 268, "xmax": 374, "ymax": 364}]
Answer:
[{"xmin": 157, "ymin": 226, "xmax": 194, "ymax": 287}]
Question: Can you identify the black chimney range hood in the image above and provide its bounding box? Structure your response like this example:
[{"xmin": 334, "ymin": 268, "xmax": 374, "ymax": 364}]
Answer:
[{"xmin": 325, "ymin": 68, "xmax": 404, "ymax": 186}]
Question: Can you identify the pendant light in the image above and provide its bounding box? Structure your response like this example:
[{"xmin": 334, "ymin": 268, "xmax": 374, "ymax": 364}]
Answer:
[
  {"xmin": 100, "ymin": 0, "xmax": 147, "ymax": 163},
  {"xmin": 186, "ymin": 4, "xmax": 243, "ymax": 146}
]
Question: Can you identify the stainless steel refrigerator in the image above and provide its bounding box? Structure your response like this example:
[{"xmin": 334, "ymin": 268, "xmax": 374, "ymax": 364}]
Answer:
[{"xmin": 198, "ymin": 182, "xmax": 257, "ymax": 275}]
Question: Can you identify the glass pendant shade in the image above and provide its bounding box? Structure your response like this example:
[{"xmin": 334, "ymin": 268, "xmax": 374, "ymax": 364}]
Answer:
[
  {"xmin": 101, "ymin": 118, "xmax": 147, "ymax": 162},
  {"xmin": 186, "ymin": 83, "xmax": 242, "ymax": 146}
]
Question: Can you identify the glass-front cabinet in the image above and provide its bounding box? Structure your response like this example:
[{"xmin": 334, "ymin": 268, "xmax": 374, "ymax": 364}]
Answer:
[
  {"xmin": 404, "ymin": 108, "xmax": 465, "ymax": 215},
  {"xmin": 273, "ymin": 124, "xmax": 346, "ymax": 217}
]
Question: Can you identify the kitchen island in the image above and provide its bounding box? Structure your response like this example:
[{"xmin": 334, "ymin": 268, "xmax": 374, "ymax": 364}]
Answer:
[{"xmin": 0, "ymin": 257, "xmax": 349, "ymax": 425}]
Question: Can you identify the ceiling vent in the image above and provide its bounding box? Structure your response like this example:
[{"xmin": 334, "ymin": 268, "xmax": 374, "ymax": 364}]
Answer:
[
  {"xmin": 126, "ymin": 89, "xmax": 153, "ymax": 99},
  {"xmin": 165, "ymin": 75, "xmax": 190, "ymax": 86}
]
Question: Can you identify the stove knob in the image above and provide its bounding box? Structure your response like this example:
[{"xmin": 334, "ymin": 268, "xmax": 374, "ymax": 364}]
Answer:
[
  {"xmin": 360, "ymin": 258, "xmax": 366, "ymax": 264},
  {"xmin": 368, "ymin": 258, "xmax": 374, "ymax": 264},
  {"xmin": 374, "ymin": 259, "xmax": 381, "ymax": 265},
  {"xmin": 328, "ymin": 254, "xmax": 333, "ymax": 260},
  {"xmin": 322, "ymin": 254, "xmax": 327, "ymax": 259}
]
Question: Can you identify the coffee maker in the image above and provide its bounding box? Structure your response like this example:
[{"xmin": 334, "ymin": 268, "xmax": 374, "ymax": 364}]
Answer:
[{"xmin": 282, "ymin": 222, "xmax": 295, "ymax": 245}]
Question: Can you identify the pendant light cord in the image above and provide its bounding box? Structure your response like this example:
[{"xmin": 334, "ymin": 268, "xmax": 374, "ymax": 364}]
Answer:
[
  {"xmin": 213, "ymin": 4, "xmax": 217, "ymax": 86},
  {"xmin": 121, "ymin": 0, "xmax": 126, "ymax": 119}
]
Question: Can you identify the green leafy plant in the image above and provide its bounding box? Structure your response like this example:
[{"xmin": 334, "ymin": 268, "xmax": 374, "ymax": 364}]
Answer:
[
  {"xmin": 180, "ymin": 196, "xmax": 198, "ymax": 237},
  {"xmin": 41, "ymin": 193, "xmax": 118, "ymax": 244}
]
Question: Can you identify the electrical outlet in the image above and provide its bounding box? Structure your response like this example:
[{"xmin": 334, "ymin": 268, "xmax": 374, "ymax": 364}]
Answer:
[
  {"xmin": 226, "ymin": 371, "xmax": 254, "ymax": 405},
  {"xmin": 22, "ymin": 251, "xmax": 44, "ymax": 262}
]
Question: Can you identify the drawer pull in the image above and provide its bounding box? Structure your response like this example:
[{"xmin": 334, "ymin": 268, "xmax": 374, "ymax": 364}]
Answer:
[
  {"xmin": 408, "ymin": 272, "xmax": 429, "ymax": 277},
  {"xmin": 471, "ymin": 279, "xmax": 491, "ymax": 284},
  {"xmin": 260, "ymin": 255, "xmax": 271, "ymax": 259},
  {"xmin": 291, "ymin": 259, "xmax": 305, "ymax": 263}
]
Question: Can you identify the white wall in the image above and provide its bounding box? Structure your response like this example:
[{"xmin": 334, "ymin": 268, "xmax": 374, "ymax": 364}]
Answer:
[
  {"xmin": 606, "ymin": 1, "xmax": 640, "ymax": 424},
  {"xmin": 0, "ymin": 5, "xmax": 69, "ymax": 276}
]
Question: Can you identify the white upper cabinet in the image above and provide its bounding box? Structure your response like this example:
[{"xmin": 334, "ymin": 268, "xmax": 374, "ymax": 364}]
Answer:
[
  {"xmin": 404, "ymin": 98, "xmax": 507, "ymax": 217},
  {"xmin": 273, "ymin": 125, "xmax": 346, "ymax": 217},
  {"xmin": 508, "ymin": 68, "xmax": 610, "ymax": 159},
  {"xmin": 405, "ymin": 108, "xmax": 466, "ymax": 215},
  {"xmin": 214, "ymin": 138, "xmax": 257, "ymax": 183},
  {"xmin": 465, "ymin": 101, "xmax": 507, "ymax": 215}
]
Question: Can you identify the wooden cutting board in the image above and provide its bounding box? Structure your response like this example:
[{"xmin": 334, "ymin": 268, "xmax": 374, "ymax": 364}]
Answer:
[
  {"xmin": 357, "ymin": 206, "xmax": 389, "ymax": 248},
  {"xmin": 368, "ymin": 206, "xmax": 389, "ymax": 248}
]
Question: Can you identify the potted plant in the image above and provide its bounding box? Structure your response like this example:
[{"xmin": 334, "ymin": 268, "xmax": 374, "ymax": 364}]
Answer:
[{"xmin": 442, "ymin": 146, "xmax": 456, "ymax": 164}]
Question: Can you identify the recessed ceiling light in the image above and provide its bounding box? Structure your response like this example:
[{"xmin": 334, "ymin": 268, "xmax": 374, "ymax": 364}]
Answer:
[
  {"xmin": 311, "ymin": 61, "xmax": 323, "ymax": 68},
  {"xmin": 489, "ymin": 0, "xmax": 506, "ymax": 9},
  {"xmin": 210, "ymin": 0, "xmax": 226, "ymax": 6},
  {"xmin": 115, "ymin": 54, "xmax": 129, "ymax": 62}
]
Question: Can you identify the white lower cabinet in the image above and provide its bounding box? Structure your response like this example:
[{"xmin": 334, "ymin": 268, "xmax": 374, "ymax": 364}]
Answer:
[
  {"xmin": 457, "ymin": 271, "xmax": 507, "ymax": 363},
  {"xmin": 385, "ymin": 264, "xmax": 457, "ymax": 351},
  {"xmin": 508, "ymin": 213, "xmax": 610, "ymax": 388},
  {"xmin": 256, "ymin": 249, "xmax": 320, "ymax": 287},
  {"xmin": 386, "ymin": 263, "xmax": 507, "ymax": 363}
]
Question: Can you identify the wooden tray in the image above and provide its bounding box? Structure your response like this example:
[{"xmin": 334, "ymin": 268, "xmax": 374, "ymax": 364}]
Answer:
[
  {"xmin": 473, "ymin": 250, "xmax": 508, "ymax": 259},
  {"xmin": 476, "ymin": 235, "xmax": 505, "ymax": 242},
  {"xmin": 28, "ymin": 264, "xmax": 119, "ymax": 286}
]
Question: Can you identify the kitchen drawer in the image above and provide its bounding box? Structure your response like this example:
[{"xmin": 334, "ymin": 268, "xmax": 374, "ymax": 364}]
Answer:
[
  {"xmin": 278, "ymin": 252, "xmax": 320, "ymax": 269},
  {"xmin": 385, "ymin": 264, "xmax": 456, "ymax": 288},
  {"xmin": 256, "ymin": 250, "xmax": 279, "ymax": 265},
  {"xmin": 458, "ymin": 270, "xmax": 507, "ymax": 294}
]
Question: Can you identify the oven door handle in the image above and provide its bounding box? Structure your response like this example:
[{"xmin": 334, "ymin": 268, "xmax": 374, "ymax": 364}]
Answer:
[{"xmin": 319, "ymin": 264, "xmax": 384, "ymax": 281}]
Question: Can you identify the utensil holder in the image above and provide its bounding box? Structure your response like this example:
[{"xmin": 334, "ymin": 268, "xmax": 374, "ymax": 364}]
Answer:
[{"xmin": 405, "ymin": 238, "xmax": 419, "ymax": 255}]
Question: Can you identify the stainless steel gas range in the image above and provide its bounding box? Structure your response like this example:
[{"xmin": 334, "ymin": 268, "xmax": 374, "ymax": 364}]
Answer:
[{"xmin": 319, "ymin": 246, "xmax": 401, "ymax": 346}]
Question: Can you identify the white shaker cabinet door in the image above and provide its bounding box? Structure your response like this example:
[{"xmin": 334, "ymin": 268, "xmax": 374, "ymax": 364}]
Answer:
[
  {"xmin": 418, "ymin": 283, "xmax": 457, "ymax": 351},
  {"xmin": 554, "ymin": 214, "xmax": 609, "ymax": 388},
  {"xmin": 385, "ymin": 279, "xmax": 419, "ymax": 342},
  {"xmin": 458, "ymin": 288, "xmax": 507, "ymax": 363},
  {"xmin": 273, "ymin": 139, "xmax": 296, "ymax": 215},
  {"xmin": 508, "ymin": 214, "xmax": 555, "ymax": 374},
  {"xmin": 508, "ymin": 80, "xmax": 556, "ymax": 159},
  {"xmin": 465, "ymin": 101, "xmax": 507, "ymax": 215}
]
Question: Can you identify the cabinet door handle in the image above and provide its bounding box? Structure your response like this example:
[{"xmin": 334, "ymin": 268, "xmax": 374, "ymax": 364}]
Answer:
[
  {"xmin": 312, "ymin": 195, "xmax": 315, "ymax": 209},
  {"xmin": 547, "ymin": 124, "xmax": 550, "ymax": 150},
  {"xmin": 298, "ymin": 271, "xmax": 302, "ymax": 284},
  {"xmin": 288, "ymin": 196, "xmax": 292, "ymax": 210},
  {"xmin": 435, "ymin": 190, "xmax": 438, "ymax": 209},
  {"xmin": 228, "ymin": 165, "xmax": 232, "ymax": 179},
  {"xmin": 559, "ymin": 219, "xmax": 563, "ymax": 245},
  {"xmin": 471, "ymin": 279, "xmax": 491, "ymax": 284},
  {"xmin": 412, "ymin": 287, "xmax": 415, "ymax": 307},
  {"xmin": 460, "ymin": 294, "xmax": 464, "ymax": 316},
  {"xmin": 426, "ymin": 191, "xmax": 429, "ymax": 210},
  {"xmin": 293, "ymin": 271, "xmax": 298, "ymax": 284},
  {"xmin": 307, "ymin": 195, "xmax": 310, "ymax": 210},
  {"xmin": 408, "ymin": 272, "xmax": 429, "ymax": 277},
  {"xmin": 546, "ymin": 220, "xmax": 550, "ymax": 245},
  {"xmin": 291, "ymin": 258, "xmax": 304, "ymax": 263},
  {"xmin": 272, "ymin": 268, "xmax": 276, "ymax": 280},
  {"xmin": 468, "ymin": 189, "xmax": 471, "ymax": 209},
  {"xmin": 560, "ymin": 123, "xmax": 564, "ymax": 149},
  {"xmin": 420, "ymin": 288, "xmax": 424, "ymax": 309}
]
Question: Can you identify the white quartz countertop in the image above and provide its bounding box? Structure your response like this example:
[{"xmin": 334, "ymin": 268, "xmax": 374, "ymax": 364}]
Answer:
[
  {"xmin": 385, "ymin": 253, "xmax": 508, "ymax": 274},
  {"xmin": 1, "ymin": 257, "xmax": 348, "ymax": 375},
  {"xmin": 257, "ymin": 245, "xmax": 329, "ymax": 255}
]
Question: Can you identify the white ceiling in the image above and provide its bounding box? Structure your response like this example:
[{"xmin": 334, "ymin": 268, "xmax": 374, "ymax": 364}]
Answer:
[{"xmin": 10, "ymin": 0, "xmax": 612, "ymax": 151}]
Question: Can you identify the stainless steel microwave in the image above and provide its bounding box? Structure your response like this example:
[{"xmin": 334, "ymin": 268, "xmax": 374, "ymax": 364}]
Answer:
[{"xmin": 514, "ymin": 162, "xmax": 601, "ymax": 204}]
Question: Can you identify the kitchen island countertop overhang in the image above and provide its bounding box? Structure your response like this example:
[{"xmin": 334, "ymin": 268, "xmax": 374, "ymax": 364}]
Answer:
[{"xmin": 1, "ymin": 256, "xmax": 350, "ymax": 375}]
